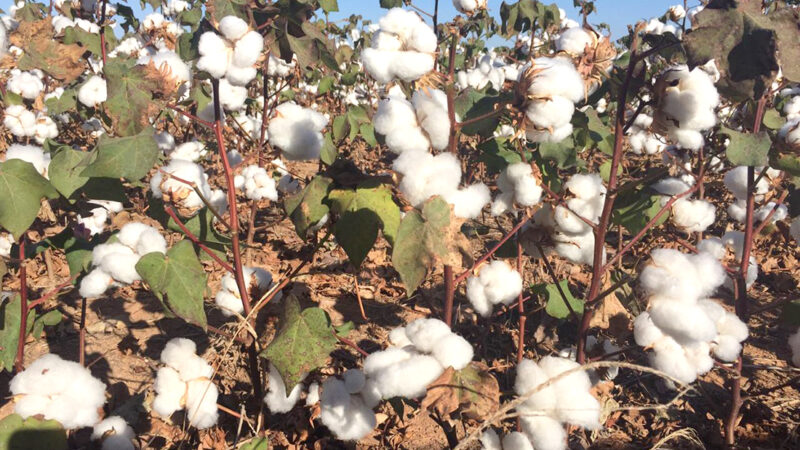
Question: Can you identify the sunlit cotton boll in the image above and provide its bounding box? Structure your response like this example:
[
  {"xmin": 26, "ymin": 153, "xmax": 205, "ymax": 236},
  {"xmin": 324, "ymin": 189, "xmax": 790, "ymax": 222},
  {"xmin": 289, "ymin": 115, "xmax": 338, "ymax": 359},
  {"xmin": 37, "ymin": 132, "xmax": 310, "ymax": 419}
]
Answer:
[
  {"xmin": 7, "ymin": 70, "xmax": 44, "ymax": 99},
  {"xmin": 196, "ymin": 16, "xmax": 263, "ymax": 86},
  {"xmin": 520, "ymin": 415, "xmax": 567, "ymax": 450},
  {"xmin": 167, "ymin": 141, "xmax": 207, "ymax": 162},
  {"xmin": 373, "ymin": 96, "xmax": 431, "ymax": 154},
  {"xmin": 491, "ymin": 162, "xmax": 543, "ymax": 216},
  {"xmin": 267, "ymin": 102, "xmax": 327, "ymax": 160},
  {"xmin": 638, "ymin": 248, "xmax": 726, "ymax": 301},
  {"xmin": 3, "ymin": 105, "xmax": 37, "ymax": 137},
  {"xmin": 444, "ymin": 182, "xmax": 491, "ymax": 219},
  {"xmin": 78, "ymin": 75, "xmax": 107, "ymax": 108},
  {"xmin": 215, "ymin": 266, "xmax": 280, "ymax": 317},
  {"xmin": 361, "ymin": 8, "xmax": 436, "ymax": 83},
  {"xmin": 33, "ymin": 114, "xmax": 58, "ymax": 144},
  {"xmin": 656, "ymin": 65, "xmax": 719, "ymax": 150},
  {"xmin": 411, "ymin": 88, "xmax": 450, "ymax": 150},
  {"xmin": 4, "ymin": 144, "xmax": 51, "ymax": 178},
  {"xmin": 235, "ymin": 165, "xmax": 278, "ymax": 201},
  {"xmin": 723, "ymin": 166, "xmax": 770, "ymax": 200},
  {"xmin": 466, "ymin": 260, "xmax": 523, "ymax": 316},
  {"xmin": 556, "ymin": 27, "xmax": 594, "ymax": 56},
  {"xmin": 670, "ymin": 198, "xmax": 715, "ymax": 233},
  {"xmin": 92, "ymin": 416, "xmax": 135, "ymax": 450},
  {"xmin": 392, "ymin": 150, "xmax": 462, "ymax": 207},
  {"xmin": 10, "ymin": 354, "xmax": 107, "ymax": 429},
  {"xmin": 264, "ymin": 363, "xmax": 303, "ymax": 413},
  {"xmin": 319, "ymin": 378, "xmax": 377, "ymax": 441},
  {"xmin": 453, "ymin": 0, "xmax": 487, "ymax": 13},
  {"xmin": 150, "ymin": 160, "xmax": 215, "ymax": 217}
]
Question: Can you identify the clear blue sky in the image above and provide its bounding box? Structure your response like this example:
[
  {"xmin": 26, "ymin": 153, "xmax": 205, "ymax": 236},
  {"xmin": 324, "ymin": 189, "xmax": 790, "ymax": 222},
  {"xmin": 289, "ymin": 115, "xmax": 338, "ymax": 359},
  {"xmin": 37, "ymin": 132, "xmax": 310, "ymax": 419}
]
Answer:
[{"xmin": 0, "ymin": 0, "xmax": 691, "ymax": 42}]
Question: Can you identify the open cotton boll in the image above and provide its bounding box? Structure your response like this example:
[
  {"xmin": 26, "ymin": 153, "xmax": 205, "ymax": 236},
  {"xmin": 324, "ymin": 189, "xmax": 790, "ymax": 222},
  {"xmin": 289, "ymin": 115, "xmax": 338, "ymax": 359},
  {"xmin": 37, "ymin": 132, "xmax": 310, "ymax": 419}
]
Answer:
[
  {"xmin": 754, "ymin": 202, "xmax": 788, "ymax": 224},
  {"xmin": 524, "ymin": 56, "xmax": 585, "ymax": 104},
  {"xmin": 238, "ymin": 165, "xmax": 278, "ymax": 201},
  {"xmin": 633, "ymin": 312, "xmax": 664, "ymax": 347},
  {"xmin": 526, "ymin": 96, "xmax": 575, "ymax": 130},
  {"xmin": 466, "ymin": 260, "xmax": 523, "ymax": 316},
  {"xmin": 267, "ymin": 53, "xmax": 295, "ymax": 77},
  {"xmin": 268, "ymin": 102, "xmax": 327, "ymax": 160},
  {"xmin": 78, "ymin": 75, "xmax": 107, "ymax": 107},
  {"xmin": 651, "ymin": 177, "xmax": 691, "ymax": 196},
  {"xmin": 639, "ymin": 249, "xmax": 725, "ymax": 301},
  {"xmin": 453, "ymin": 0, "xmax": 487, "ymax": 13},
  {"xmin": 99, "ymin": 252, "xmax": 142, "ymax": 284},
  {"xmin": 789, "ymin": 328, "xmax": 800, "ymax": 367},
  {"xmin": 168, "ymin": 141, "xmax": 207, "ymax": 162},
  {"xmin": 118, "ymin": 222, "xmax": 167, "ymax": 256},
  {"xmin": 363, "ymin": 347, "xmax": 415, "ymax": 377},
  {"xmin": 0, "ymin": 233, "xmax": 13, "ymax": 259},
  {"xmin": 150, "ymin": 159, "xmax": 213, "ymax": 217},
  {"xmin": 10, "ymin": 354, "xmax": 107, "ymax": 429},
  {"xmin": 388, "ymin": 327, "xmax": 413, "ymax": 347},
  {"xmin": 648, "ymin": 297, "xmax": 718, "ymax": 343},
  {"xmin": 445, "ymin": 183, "xmax": 491, "ymax": 219},
  {"xmin": 494, "ymin": 162, "xmax": 543, "ymax": 215},
  {"xmin": 154, "ymin": 339, "xmax": 218, "ymax": 429},
  {"xmin": 411, "ymin": 89, "xmax": 450, "ymax": 150},
  {"xmin": 372, "ymin": 353, "xmax": 443, "ymax": 399},
  {"xmin": 671, "ymin": 198, "xmax": 715, "ymax": 233},
  {"xmin": 556, "ymin": 27, "xmax": 594, "ymax": 56},
  {"xmin": 373, "ymin": 96, "xmax": 430, "ymax": 154},
  {"xmin": 264, "ymin": 363, "xmax": 303, "ymax": 413},
  {"xmin": 779, "ymin": 119, "xmax": 800, "ymax": 148},
  {"xmin": 137, "ymin": 51, "xmax": 191, "ymax": 85},
  {"xmin": 552, "ymin": 229, "xmax": 599, "ymax": 266},
  {"xmin": 184, "ymin": 378, "xmax": 219, "ymax": 429},
  {"xmin": 361, "ymin": 8, "xmax": 436, "ymax": 84},
  {"xmin": 152, "ymin": 367, "xmax": 185, "ymax": 417},
  {"xmin": 218, "ymin": 78, "xmax": 248, "ymax": 111},
  {"xmin": 394, "ymin": 151, "xmax": 462, "ymax": 207},
  {"xmin": 481, "ymin": 429, "xmax": 502, "ymax": 450},
  {"xmin": 3, "ymin": 105, "xmax": 37, "ymax": 137},
  {"xmin": 160, "ymin": 338, "xmax": 214, "ymax": 381},
  {"xmin": 4, "ymin": 144, "xmax": 51, "ymax": 178},
  {"xmin": 649, "ymin": 336, "xmax": 699, "ymax": 384},
  {"xmin": 319, "ymin": 378, "xmax": 377, "ymax": 441},
  {"xmin": 502, "ymin": 432, "xmax": 534, "ymax": 450},
  {"xmin": 92, "ymin": 416, "xmax": 135, "ymax": 450},
  {"xmin": 215, "ymin": 266, "xmax": 280, "ymax": 316},
  {"xmin": 515, "ymin": 359, "xmax": 557, "ymax": 413},
  {"xmin": 519, "ymin": 415, "xmax": 567, "ymax": 450},
  {"xmin": 404, "ymin": 318, "xmax": 453, "ymax": 353},
  {"xmin": 79, "ymin": 268, "xmax": 114, "ymax": 298},
  {"xmin": 7, "ymin": 70, "xmax": 44, "ymax": 99},
  {"xmin": 723, "ymin": 166, "xmax": 770, "ymax": 200},
  {"xmin": 33, "ymin": 114, "xmax": 59, "ymax": 144},
  {"xmin": 431, "ymin": 333, "xmax": 474, "ymax": 370},
  {"xmin": 697, "ymin": 237, "xmax": 726, "ymax": 260}
]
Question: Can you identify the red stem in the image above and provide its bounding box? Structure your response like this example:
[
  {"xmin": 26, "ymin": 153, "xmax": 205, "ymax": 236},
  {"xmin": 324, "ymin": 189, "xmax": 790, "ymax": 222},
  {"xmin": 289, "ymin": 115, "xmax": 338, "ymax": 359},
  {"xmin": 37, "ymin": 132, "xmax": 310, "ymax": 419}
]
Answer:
[
  {"xmin": 98, "ymin": 0, "xmax": 108, "ymax": 65},
  {"xmin": 165, "ymin": 205, "xmax": 234, "ymax": 273},
  {"xmin": 454, "ymin": 218, "xmax": 530, "ymax": 286},
  {"xmin": 516, "ymin": 238, "xmax": 526, "ymax": 362},
  {"xmin": 79, "ymin": 297, "xmax": 87, "ymax": 366},
  {"xmin": 14, "ymin": 239, "xmax": 27, "ymax": 372},
  {"xmin": 26, "ymin": 274, "xmax": 79, "ymax": 310},
  {"xmin": 443, "ymin": 265, "xmax": 454, "ymax": 327},
  {"xmin": 167, "ymin": 104, "xmax": 215, "ymax": 129}
]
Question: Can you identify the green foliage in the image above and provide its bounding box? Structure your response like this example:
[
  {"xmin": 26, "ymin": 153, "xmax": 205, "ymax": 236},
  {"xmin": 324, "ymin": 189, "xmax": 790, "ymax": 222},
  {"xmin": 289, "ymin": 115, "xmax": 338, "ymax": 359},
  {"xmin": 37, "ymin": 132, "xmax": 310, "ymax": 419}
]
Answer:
[
  {"xmin": 500, "ymin": 0, "xmax": 560, "ymax": 38},
  {"xmin": 532, "ymin": 280, "xmax": 584, "ymax": 319},
  {"xmin": 719, "ymin": 127, "xmax": 771, "ymax": 167},
  {"xmin": 613, "ymin": 189, "xmax": 668, "ymax": 235},
  {"xmin": 48, "ymin": 147, "xmax": 92, "ymax": 198},
  {"xmin": 573, "ymin": 107, "xmax": 613, "ymax": 155},
  {"xmin": 539, "ymin": 140, "xmax": 578, "ymax": 169},
  {"xmin": 285, "ymin": 176, "xmax": 333, "ymax": 238},
  {"xmin": 0, "ymin": 294, "xmax": 27, "ymax": 372},
  {"xmin": 379, "ymin": 0, "xmax": 403, "ymax": 8},
  {"xmin": 80, "ymin": 127, "xmax": 160, "ymax": 181},
  {"xmin": 136, "ymin": 240, "xmax": 208, "ymax": 328},
  {"xmin": 478, "ymin": 138, "xmax": 525, "ymax": 174},
  {"xmin": 0, "ymin": 414, "xmax": 67, "ymax": 450},
  {"xmin": 0, "ymin": 159, "xmax": 58, "ymax": 237},
  {"xmin": 454, "ymin": 88, "xmax": 506, "ymax": 137},
  {"xmin": 392, "ymin": 197, "xmax": 461, "ymax": 295},
  {"xmin": 319, "ymin": 0, "xmax": 338, "ymax": 13},
  {"xmin": 328, "ymin": 182, "xmax": 401, "ymax": 266},
  {"xmin": 104, "ymin": 58, "xmax": 174, "ymax": 137},
  {"xmin": 239, "ymin": 437, "xmax": 271, "ymax": 450},
  {"xmin": 260, "ymin": 297, "xmax": 339, "ymax": 391},
  {"xmin": 43, "ymin": 89, "xmax": 76, "ymax": 114},
  {"xmin": 781, "ymin": 299, "xmax": 800, "ymax": 326}
]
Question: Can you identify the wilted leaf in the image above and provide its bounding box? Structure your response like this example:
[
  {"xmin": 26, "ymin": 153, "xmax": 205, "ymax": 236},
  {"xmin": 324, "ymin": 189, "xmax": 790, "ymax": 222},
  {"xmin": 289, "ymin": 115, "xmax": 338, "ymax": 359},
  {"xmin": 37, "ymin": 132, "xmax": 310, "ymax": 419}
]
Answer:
[
  {"xmin": 81, "ymin": 127, "xmax": 159, "ymax": 181},
  {"xmin": 392, "ymin": 197, "xmax": 463, "ymax": 295},
  {"xmin": 136, "ymin": 240, "xmax": 208, "ymax": 328},
  {"xmin": 14, "ymin": 20, "xmax": 85, "ymax": 83},
  {"xmin": 0, "ymin": 159, "xmax": 58, "ymax": 237},
  {"xmin": 260, "ymin": 297, "xmax": 338, "ymax": 391},
  {"xmin": 284, "ymin": 176, "xmax": 332, "ymax": 238},
  {"xmin": 104, "ymin": 58, "xmax": 177, "ymax": 137},
  {"xmin": 533, "ymin": 280, "xmax": 584, "ymax": 319},
  {"xmin": 0, "ymin": 414, "xmax": 67, "ymax": 450},
  {"xmin": 421, "ymin": 361, "xmax": 500, "ymax": 420}
]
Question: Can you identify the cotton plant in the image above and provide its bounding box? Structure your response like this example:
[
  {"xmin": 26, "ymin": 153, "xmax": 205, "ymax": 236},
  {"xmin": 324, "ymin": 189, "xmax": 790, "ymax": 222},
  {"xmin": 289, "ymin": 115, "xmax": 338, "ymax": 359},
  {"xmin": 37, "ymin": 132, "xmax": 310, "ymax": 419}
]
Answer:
[
  {"xmin": 152, "ymin": 338, "xmax": 219, "ymax": 429},
  {"xmin": 197, "ymin": 15, "xmax": 263, "ymax": 86},
  {"xmin": 150, "ymin": 159, "xmax": 227, "ymax": 218},
  {"xmin": 466, "ymin": 260, "xmax": 523, "ymax": 316},
  {"xmin": 266, "ymin": 101, "xmax": 328, "ymax": 160},
  {"xmin": 518, "ymin": 56, "xmax": 585, "ymax": 143},
  {"xmin": 633, "ymin": 248, "xmax": 748, "ymax": 384},
  {"xmin": 92, "ymin": 416, "xmax": 136, "ymax": 450},
  {"xmin": 264, "ymin": 362, "xmax": 304, "ymax": 413},
  {"xmin": 453, "ymin": 0, "xmax": 487, "ymax": 14},
  {"xmin": 78, "ymin": 75, "xmax": 108, "ymax": 108},
  {"xmin": 361, "ymin": 8, "xmax": 437, "ymax": 84},
  {"xmin": 555, "ymin": 27, "xmax": 596, "ymax": 56},
  {"xmin": 79, "ymin": 222, "xmax": 167, "ymax": 298},
  {"xmin": 653, "ymin": 64, "xmax": 720, "ymax": 150},
  {"xmin": 233, "ymin": 165, "xmax": 279, "ymax": 202},
  {"xmin": 9, "ymin": 353, "xmax": 107, "ymax": 429},
  {"xmin": 626, "ymin": 113, "xmax": 665, "ymax": 155},
  {"xmin": 510, "ymin": 356, "xmax": 603, "ymax": 450},
  {"xmin": 373, "ymin": 88, "xmax": 450, "ymax": 154},
  {"xmin": 214, "ymin": 266, "xmax": 281, "ymax": 317},
  {"xmin": 650, "ymin": 177, "xmax": 715, "ymax": 233},
  {"xmin": 697, "ymin": 231, "xmax": 759, "ymax": 289},
  {"xmin": 137, "ymin": 50, "xmax": 192, "ymax": 91},
  {"xmin": 491, "ymin": 162, "xmax": 544, "ymax": 216}
]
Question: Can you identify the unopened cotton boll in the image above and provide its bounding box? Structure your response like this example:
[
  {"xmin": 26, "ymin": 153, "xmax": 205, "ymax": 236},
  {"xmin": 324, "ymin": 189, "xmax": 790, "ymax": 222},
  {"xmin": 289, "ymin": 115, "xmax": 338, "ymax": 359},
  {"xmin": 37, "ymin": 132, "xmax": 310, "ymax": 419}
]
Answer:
[
  {"xmin": 92, "ymin": 416, "xmax": 135, "ymax": 450},
  {"xmin": 4, "ymin": 144, "xmax": 51, "ymax": 178},
  {"xmin": 78, "ymin": 75, "xmax": 107, "ymax": 107},
  {"xmin": 264, "ymin": 363, "xmax": 303, "ymax": 413},
  {"xmin": 319, "ymin": 378, "xmax": 377, "ymax": 440},
  {"xmin": 466, "ymin": 260, "xmax": 523, "ymax": 316},
  {"xmin": 3, "ymin": 105, "xmax": 37, "ymax": 137},
  {"xmin": 10, "ymin": 353, "xmax": 107, "ymax": 429},
  {"xmin": 268, "ymin": 102, "xmax": 327, "ymax": 160},
  {"xmin": 7, "ymin": 70, "xmax": 44, "ymax": 99}
]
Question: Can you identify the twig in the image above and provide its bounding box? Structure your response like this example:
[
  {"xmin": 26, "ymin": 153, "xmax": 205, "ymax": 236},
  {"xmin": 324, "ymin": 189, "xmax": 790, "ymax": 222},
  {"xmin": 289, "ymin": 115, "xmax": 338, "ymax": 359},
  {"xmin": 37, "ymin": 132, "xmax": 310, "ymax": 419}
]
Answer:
[
  {"xmin": 165, "ymin": 205, "xmax": 234, "ymax": 273},
  {"xmin": 453, "ymin": 218, "xmax": 530, "ymax": 286},
  {"xmin": 14, "ymin": 239, "xmax": 28, "ymax": 372}
]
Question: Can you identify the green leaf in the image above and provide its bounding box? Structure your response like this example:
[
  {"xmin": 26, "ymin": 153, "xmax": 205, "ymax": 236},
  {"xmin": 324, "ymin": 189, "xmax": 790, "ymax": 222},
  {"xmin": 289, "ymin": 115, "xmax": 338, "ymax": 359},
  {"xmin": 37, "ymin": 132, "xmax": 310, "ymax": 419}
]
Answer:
[
  {"xmin": 62, "ymin": 26, "xmax": 102, "ymax": 56},
  {"xmin": 761, "ymin": 108, "xmax": 785, "ymax": 130},
  {"xmin": 48, "ymin": 147, "xmax": 92, "ymax": 198},
  {"xmin": 720, "ymin": 126, "xmax": 771, "ymax": 166},
  {"xmin": 239, "ymin": 437, "xmax": 270, "ymax": 450},
  {"xmin": 328, "ymin": 182, "xmax": 401, "ymax": 266},
  {"xmin": 136, "ymin": 240, "xmax": 208, "ymax": 328},
  {"xmin": 573, "ymin": 107, "xmax": 613, "ymax": 155},
  {"xmin": 0, "ymin": 159, "xmax": 58, "ymax": 236},
  {"xmin": 359, "ymin": 123, "xmax": 377, "ymax": 147},
  {"xmin": 532, "ymin": 280, "xmax": 584, "ymax": 319},
  {"xmin": 260, "ymin": 297, "xmax": 338, "ymax": 391},
  {"xmin": 284, "ymin": 176, "xmax": 332, "ymax": 238},
  {"xmin": 0, "ymin": 294, "xmax": 26, "ymax": 372},
  {"xmin": 392, "ymin": 197, "xmax": 461, "ymax": 296},
  {"xmin": 478, "ymin": 138, "xmax": 524, "ymax": 174},
  {"xmin": 31, "ymin": 310, "xmax": 62, "ymax": 340},
  {"xmin": 81, "ymin": 127, "xmax": 159, "ymax": 181},
  {"xmin": 379, "ymin": 0, "xmax": 403, "ymax": 8},
  {"xmin": 612, "ymin": 190, "xmax": 668, "ymax": 235},
  {"xmin": 318, "ymin": 75, "xmax": 334, "ymax": 95},
  {"xmin": 500, "ymin": 0, "xmax": 539, "ymax": 38},
  {"xmin": 2, "ymin": 91, "xmax": 23, "ymax": 106},
  {"xmin": 332, "ymin": 115, "xmax": 349, "ymax": 142},
  {"xmin": 319, "ymin": 0, "xmax": 338, "ymax": 12},
  {"xmin": 599, "ymin": 160, "xmax": 623, "ymax": 182},
  {"xmin": 43, "ymin": 89, "xmax": 77, "ymax": 114},
  {"xmin": 774, "ymin": 154, "xmax": 800, "ymax": 178},
  {"xmin": 206, "ymin": 0, "xmax": 248, "ymax": 23},
  {"xmin": 539, "ymin": 140, "xmax": 577, "ymax": 169},
  {"xmin": 320, "ymin": 133, "xmax": 337, "ymax": 165},
  {"xmin": 454, "ymin": 88, "xmax": 503, "ymax": 136},
  {"xmin": 104, "ymin": 58, "xmax": 172, "ymax": 136},
  {"xmin": 0, "ymin": 414, "xmax": 67, "ymax": 450}
]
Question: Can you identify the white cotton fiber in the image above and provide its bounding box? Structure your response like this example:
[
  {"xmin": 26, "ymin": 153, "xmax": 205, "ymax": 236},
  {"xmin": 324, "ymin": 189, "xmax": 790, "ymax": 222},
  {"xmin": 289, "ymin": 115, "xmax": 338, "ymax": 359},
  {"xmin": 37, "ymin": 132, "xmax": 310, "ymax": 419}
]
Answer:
[
  {"xmin": 648, "ymin": 297, "xmax": 718, "ymax": 343},
  {"xmin": 264, "ymin": 362, "xmax": 302, "ymax": 413},
  {"xmin": 319, "ymin": 378, "xmax": 377, "ymax": 440},
  {"xmin": 388, "ymin": 327, "xmax": 412, "ymax": 347},
  {"xmin": 556, "ymin": 27, "xmax": 594, "ymax": 56},
  {"xmin": 7, "ymin": 70, "xmax": 44, "ymax": 100},
  {"xmin": 655, "ymin": 65, "xmax": 719, "ymax": 150},
  {"xmin": 137, "ymin": 50, "xmax": 191, "ymax": 85},
  {"xmin": 371, "ymin": 353, "xmax": 443, "ymax": 399},
  {"xmin": 184, "ymin": 378, "xmax": 219, "ymax": 429},
  {"xmin": 431, "ymin": 333, "xmax": 474, "ymax": 370},
  {"xmin": 4, "ymin": 144, "xmax": 52, "ymax": 178},
  {"xmin": 671, "ymin": 198, "xmax": 715, "ymax": 233},
  {"xmin": 639, "ymin": 249, "xmax": 725, "ymax": 300},
  {"xmin": 445, "ymin": 183, "xmax": 491, "ymax": 219},
  {"xmin": 10, "ymin": 353, "xmax": 107, "ymax": 429},
  {"xmin": 361, "ymin": 8, "xmax": 436, "ymax": 83},
  {"xmin": 92, "ymin": 416, "xmax": 135, "ymax": 450},
  {"xmin": 215, "ymin": 266, "xmax": 279, "ymax": 316},
  {"xmin": 723, "ymin": 166, "xmax": 770, "ymax": 200},
  {"xmin": 268, "ymin": 102, "xmax": 327, "ymax": 160},
  {"xmin": 237, "ymin": 165, "xmax": 278, "ymax": 201},
  {"xmin": 404, "ymin": 318, "xmax": 453, "ymax": 353},
  {"xmin": 151, "ymin": 159, "xmax": 215, "ymax": 217},
  {"xmin": 519, "ymin": 415, "xmax": 567, "ymax": 450},
  {"xmin": 79, "ymin": 268, "xmax": 114, "ymax": 298},
  {"xmin": 411, "ymin": 88, "xmax": 450, "ymax": 150},
  {"xmin": 633, "ymin": 312, "xmax": 663, "ymax": 347},
  {"xmin": 515, "ymin": 359, "xmax": 557, "ymax": 413},
  {"xmin": 466, "ymin": 260, "xmax": 523, "ymax": 316},
  {"xmin": 3, "ymin": 105, "xmax": 37, "ymax": 137},
  {"xmin": 152, "ymin": 367, "xmax": 184, "ymax": 417},
  {"xmin": 393, "ymin": 150, "xmax": 462, "ymax": 207},
  {"xmin": 481, "ymin": 429, "xmax": 502, "ymax": 450},
  {"xmin": 196, "ymin": 15, "xmax": 262, "ymax": 86},
  {"xmin": 78, "ymin": 75, "xmax": 107, "ymax": 108},
  {"xmin": 343, "ymin": 369, "xmax": 366, "ymax": 394},
  {"xmin": 502, "ymin": 432, "xmax": 534, "ymax": 450}
]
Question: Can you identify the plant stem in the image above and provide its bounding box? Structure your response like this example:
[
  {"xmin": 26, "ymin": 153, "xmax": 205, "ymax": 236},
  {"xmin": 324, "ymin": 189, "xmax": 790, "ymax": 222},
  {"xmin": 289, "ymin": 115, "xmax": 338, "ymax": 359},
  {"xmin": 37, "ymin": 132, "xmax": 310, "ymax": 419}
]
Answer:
[
  {"xmin": 454, "ymin": 218, "xmax": 530, "ymax": 286},
  {"xmin": 79, "ymin": 297, "xmax": 87, "ymax": 366},
  {"xmin": 165, "ymin": 205, "xmax": 235, "ymax": 273},
  {"xmin": 443, "ymin": 265, "xmax": 455, "ymax": 327},
  {"xmin": 516, "ymin": 237, "xmax": 526, "ymax": 362},
  {"xmin": 577, "ymin": 31, "xmax": 640, "ymax": 364},
  {"xmin": 442, "ymin": 29, "xmax": 461, "ymax": 328},
  {"xmin": 97, "ymin": 0, "xmax": 108, "ymax": 65},
  {"xmin": 14, "ymin": 239, "xmax": 27, "ymax": 372}
]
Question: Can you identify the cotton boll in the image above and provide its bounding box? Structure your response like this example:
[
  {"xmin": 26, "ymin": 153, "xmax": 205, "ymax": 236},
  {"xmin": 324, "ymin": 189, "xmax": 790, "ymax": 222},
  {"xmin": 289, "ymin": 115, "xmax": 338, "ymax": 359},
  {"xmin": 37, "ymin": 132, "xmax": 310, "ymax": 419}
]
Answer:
[
  {"xmin": 319, "ymin": 378, "xmax": 377, "ymax": 440},
  {"xmin": 79, "ymin": 268, "xmax": 113, "ymax": 298},
  {"xmin": 10, "ymin": 353, "xmax": 107, "ymax": 429},
  {"xmin": 219, "ymin": 16, "xmax": 249, "ymax": 40},
  {"xmin": 137, "ymin": 51, "xmax": 191, "ymax": 85},
  {"xmin": 343, "ymin": 369, "xmax": 366, "ymax": 394},
  {"xmin": 391, "ymin": 51, "xmax": 436, "ymax": 82},
  {"xmin": 520, "ymin": 415, "xmax": 566, "ymax": 450},
  {"xmin": 404, "ymin": 318, "xmax": 453, "ymax": 353},
  {"xmin": 502, "ymin": 432, "xmax": 534, "ymax": 450},
  {"xmin": 32, "ymin": 114, "xmax": 58, "ymax": 144},
  {"xmin": 496, "ymin": 162, "xmax": 543, "ymax": 210},
  {"xmin": 651, "ymin": 177, "xmax": 692, "ymax": 196},
  {"xmin": 264, "ymin": 363, "xmax": 302, "ymax": 413},
  {"xmin": 100, "ymin": 252, "xmax": 142, "ymax": 284},
  {"xmin": 515, "ymin": 359, "xmax": 557, "ymax": 413},
  {"xmin": 78, "ymin": 75, "xmax": 107, "ymax": 107},
  {"xmin": 411, "ymin": 89, "xmax": 450, "ymax": 150},
  {"xmin": 683, "ymin": 341, "xmax": 714, "ymax": 375},
  {"xmin": 168, "ymin": 141, "xmax": 207, "ymax": 162},
  {"xmin": 3, "ymin": 105, "xmax": 37, "ymax": 137},
  {"xmin": 716, "ymin": 312, "xmax": 749, "ymax": 343},
  {"xmin": 650, "ymin": 336, "xmax": 698, "ymax": 384},
  {"xmin": 394, "ymin": 151, "xmax": 462, "ymax": 207},
  {"xmin": 723, "ymin": 166, "xmax": 770, "ymax": 200},
  {"xmin": 639, "ymin": 248, "xmax": 724, "ymax": 300},
  {"xmin": 363, "ymin": 347, "xmax": 415, "ymax": 376},
  {"xmin": 239, "ymin": 165, "xmax": 278, "ymax": 201},
  {"xmin": 153, "ymin": 367, "xmax": 185, "ymax": 416},
  {"xmin": 526, "ymin": 96, "xmax": 575, "ymax": 130},
  {"xmin": 697, "ymin": 237, "xmax": 726, "ymax": 260},
  {"xmin": 556, "ymin": 390, "xmax": 600, "ymax": 429},
  {"xmin": 196, "ymin": 33, "xmax": 230, "ymax": 78},
  {"xmin": 151, "ymin": 160, "xmax": 213, "ymax": 217},
  {"xmin": 445, "ymin": 183, "xmax": 491, "ymax": 219},
  {"xmin": 525, "ymin": 56, "xmax": 585, "ymax": 104},
  {"xmin": 184, "ymin": 378, "xmax": 219, "ymax": 429},
  {"xmin": 466, "ymin": 260, "xmax": 523, "ymax": 316},
  {"xmin": 373, "ymin": 353, "xmax": 443, "ymax": 399},
  {"xmin": 633, "ymin": 312, "xmax": 664, "ymax": 347},
  {"xmin": 552, "ymin": 230, "xmax": 598, "ymax": 266},
  {"xmin": 754, "ymin": 202, "xmax": 788, "ymax": 224},
  {"xmin": 7, "ymin": 71, "xmax": 44, "ymax": 99},
  {"xmin": 92, "ymin": 416, "xmax": 135, "ymax": 450},
  {"xmin": 648, "ymin": 297, "xmax": 718, "ymax": 344},
  {"xmin": 0, "ymin": 233, "xmax": 13, "ymax": 258},
  {"xmin": 388, "ymin": 327, "xmax": 412, "ymax": 347},
  {"xmin": 480, "ymin": 429, "xmax": 502, "ymax": 450},
  {"xmin": 160, "ymin": 338, "xmax": 214, "ymax": 381},
  {"xmin": 671, "ymin": 198, "xmax": 715, "ymax": 233},
  {"xmin": 556, "ymin": 27, "xmax": 593, "ymax": 56},
  {"xmin": 713, "ymin": 335, "xmax": 743, "ymax": 362},
  {"xmin": 4, "ymin": 144, "xmax": 51, "ymax": 177},
  {"xmin": 232, "ymin": 30, "xmax": 263, "ymax": 68},
  {"xmin": 218, "ymin": 78, "xmax": 247, "ymax": 111},
  {"xmin": 526, "ymin": 123, "xmax": 574, "ymax": 143},
  {"xmin": 431, "ymin": 333, "xmax": 474, "ymax": 370},
  {"xmin": 360, "ymin": 379, "xmax": 382, "ymax": 409},
  {"xmin": 268, "ymin": 102, "xmax": 327, "ymax": 160}
]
